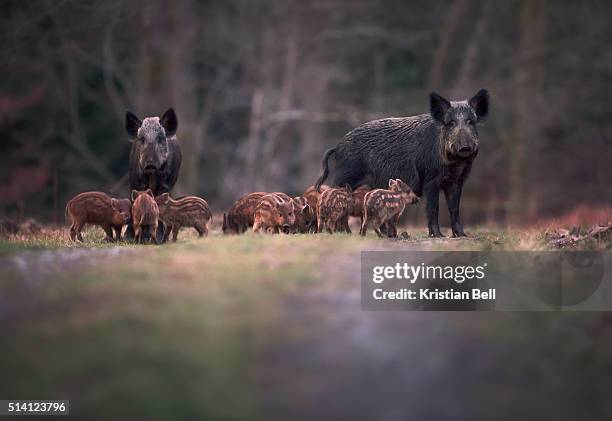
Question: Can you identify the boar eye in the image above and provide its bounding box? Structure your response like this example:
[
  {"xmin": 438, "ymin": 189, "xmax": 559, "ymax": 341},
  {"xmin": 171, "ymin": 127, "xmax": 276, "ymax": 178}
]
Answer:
[
  {"xmin": 466, "ymin": 118, "xmax": 475, "ymax": 126},
  {"xmin": 448, "ymin": 120, "xmax": 457, "ymax": 128},
  {"xmin": 157, "ymin": 135, "xmax": 164, "ymax": 143}
]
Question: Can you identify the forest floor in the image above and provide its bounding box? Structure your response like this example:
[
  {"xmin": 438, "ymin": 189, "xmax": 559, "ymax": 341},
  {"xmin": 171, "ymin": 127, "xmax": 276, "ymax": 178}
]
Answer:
[{"xmin": 1, "ymin": 222, "xmax": 611, "ymax": 420}]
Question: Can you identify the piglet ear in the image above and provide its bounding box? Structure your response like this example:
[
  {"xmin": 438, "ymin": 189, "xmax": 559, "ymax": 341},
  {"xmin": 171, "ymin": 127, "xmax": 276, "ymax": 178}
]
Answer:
[
  {"xmin": 302, "ymin": 203, "xmax": 310, "ymax": 214},
  {"xmin": 126, "ymin": 112, "xmax": 142, "ymax": 140},
  {"xmin": 131, "ymin": 190, "xmax": 139, "ymax": 201},
  {"xmin": 388, "ymin": 179, "xmax": 396, "ymax": 189},
  {"xmin": 111, "ymin": 198, "xmax": 118, "ymax": 209},
  {"xmin": 145, "ymin": 189, "xmax": 154, "ymax": 198},
  {"xmin": 430, "ymin": 92, "xmax": 451, "ymax": 123},
  {"xmin": 158, "ymin": 193, "xmax": 170, "ymax": 204},
  {"xmin": 160, "ymin": 108, "xmax": 178, "ymax": 137},
  {"xmin": 469, "ymin": 89, "xmax": 489, "ymax": 122}
]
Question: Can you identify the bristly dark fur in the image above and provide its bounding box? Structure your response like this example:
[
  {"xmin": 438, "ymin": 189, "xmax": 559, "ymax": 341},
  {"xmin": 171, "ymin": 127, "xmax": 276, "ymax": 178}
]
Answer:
[
  {"xmin": 314, "ymin": 90, "xmax": 489, "ymax": 238},
  {"xmin": 125, "ymin": 108, "xmax": 182, "ymax": 242}
]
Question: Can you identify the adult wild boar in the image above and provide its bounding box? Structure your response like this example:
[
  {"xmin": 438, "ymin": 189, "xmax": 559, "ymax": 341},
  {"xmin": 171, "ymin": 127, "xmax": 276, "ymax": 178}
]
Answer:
[
  {"xmin": 125, "ymin": 108, "xmax": 182, "ymax": 241},
  {"xmin": 315, "ymin": 89, "xmax": 489, "ymax": 237}
]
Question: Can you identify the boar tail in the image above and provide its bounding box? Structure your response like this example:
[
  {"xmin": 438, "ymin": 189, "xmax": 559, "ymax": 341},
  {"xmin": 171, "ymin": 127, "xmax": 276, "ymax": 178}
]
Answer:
[{"xmin": 315, "ymin": 148, "xmax": 336, "ymax": 193}]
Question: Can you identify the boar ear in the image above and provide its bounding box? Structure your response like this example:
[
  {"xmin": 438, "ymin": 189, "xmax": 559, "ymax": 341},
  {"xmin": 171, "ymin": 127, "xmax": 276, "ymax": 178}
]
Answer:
[
  {"xmin": 160, "ymin": 108, "xmax": 178, "ymax": 137},
  {"xmin": 126, "ymin": 112, "xmax": 142, "ymax": 140},
  {"xmin": 430, "ymin": 92, "xmax": 451, "ymax": 123},
  {"xmin": 131, "ymin": 190, "xmax": 139, "ymax": 201},
  {"xmin": 145, "ymin": 189, "xmax": 154, "ymax": 198},
  {"xmin": 469, "ymin": 89, "xmax": 489, "ymax": 122}
]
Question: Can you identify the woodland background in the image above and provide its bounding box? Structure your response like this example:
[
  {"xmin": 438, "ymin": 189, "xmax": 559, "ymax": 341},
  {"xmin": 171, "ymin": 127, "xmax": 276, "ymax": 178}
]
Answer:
[{"xmin": 1, "ymin": 0, "xmax": 611, "ymax": 225}]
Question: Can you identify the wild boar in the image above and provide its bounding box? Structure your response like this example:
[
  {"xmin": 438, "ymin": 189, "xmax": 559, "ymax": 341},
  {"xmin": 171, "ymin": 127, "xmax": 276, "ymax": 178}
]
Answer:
[
  {"xmin": 291, "ymin": 196, "xmax": 316, "ymax": 233},
  {"xmin": 303, "ymin": 184, "xmax": 330, "ymax": 214},
  {"xmin": 125, "ymin": 108, "xmax": 182, "ymax": 242},
  {"xmin": 223, "ymin": 192, "xmax": 267, "ymax": 234},
  {"xmin": 131, "ymin": 189, "xmax": 160, "ymax": 244},
  {"xmin": 155, "ymin": 193, "xmax": 212, "ymax": 241},
  {"xmin": 360, "ymin": 179, "xmax": 419, "ymax": 238},
  {"xmin": 253, "ymin": 193, "xmax": 296, "ymax": 234},
  {"xmin": 350, "ymin": 185, "xmax": 371, "ymax": 227},
  {"xmin": 65, "ymin": 191, "xmax": 131, "ymax": 242},
  {"xmin": 315, "ymin": 89, "xmax": 489, "ymax": 237},
  {"xmin": 271, "ymin": 192, "xmax": 313, "ymax": 233},
  {"xmin": 317, "ymin": 185, "xmax": 353, "ymax": 234}
]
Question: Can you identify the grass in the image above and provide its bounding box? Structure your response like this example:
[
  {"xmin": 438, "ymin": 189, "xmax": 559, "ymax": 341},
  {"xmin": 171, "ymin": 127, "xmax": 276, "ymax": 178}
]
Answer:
[{"xmin": 1, "ymin": 223, "xmax": 611, "ymax": 419}]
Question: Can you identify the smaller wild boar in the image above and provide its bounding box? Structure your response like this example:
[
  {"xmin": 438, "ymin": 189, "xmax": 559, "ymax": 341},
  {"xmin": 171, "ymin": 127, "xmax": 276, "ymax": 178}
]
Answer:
[
  {"xmin": 303, "ymin": 184, "xmax": 330, "ymax": 214},
  {"xmin": 350, "ymin": 185, "xmax": 371, "ymax": 227},
  {"xmin": 65, "ymin": 191, "xmax": 131, "ymax": 242},
  {"xmin": 131, "ymin": 189, "xmax": 160, "ymax": 244},
  {"xmin": 223, "ymin": 192, "xmax": 267, "ymax": 234},
  {"xmin": 253, "ymin": 193, "xmax": 296, "ymax": 234},
  {"xmin": 155, "ymin": 193, "xmax": 212, "ymax": 241},
  {"xmin": 291, "ymin": 196, "xmax": 316, "ymax": 233},
  {"xmin": 272, "ymin": 192, "xmax": 314, "ymax": 233},
  {"xmin": 317, "ymin": 185, "xmax": 353, "ymax": 234},
  {"xmin": 360, "ymin": 179, "xmax": 419, "ymax": 238}
]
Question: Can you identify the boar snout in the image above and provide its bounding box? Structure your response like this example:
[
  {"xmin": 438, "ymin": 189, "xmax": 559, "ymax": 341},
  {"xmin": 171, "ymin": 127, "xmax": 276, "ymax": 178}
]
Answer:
[{"xmin": 282, "ymin": 224, "xmax": 291, "ymax": 233}]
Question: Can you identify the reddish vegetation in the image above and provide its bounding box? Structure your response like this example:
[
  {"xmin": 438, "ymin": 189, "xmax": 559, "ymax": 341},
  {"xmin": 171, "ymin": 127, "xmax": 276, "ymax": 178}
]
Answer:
[{"xmin": 541, "ymin": 205, "xmax": 612, "ymax": 228}]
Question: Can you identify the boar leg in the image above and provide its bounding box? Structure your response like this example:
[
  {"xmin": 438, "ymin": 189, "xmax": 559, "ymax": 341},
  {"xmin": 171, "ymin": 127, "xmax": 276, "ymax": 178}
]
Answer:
[
  {"xmin": 102, "ymin": 225, "xmax": 115, "ymax": 242},
  {"xmin": 424, "ymin": 182, "xmax": 443, "ymax": 237},
  {"xmin": 374, "ymin": 224, "xmax": 384, "ymax": 238},
  {"xmin": 155, "ymin": 221, "xmax": 166, "ymax": 244},
  {"xmin": 171, "ymin": 225, "xmax": 180, "ymax": 242},
  {"xmin": 69, "ymin": 224, "xmax": 78, "ymax": 242},
  {"xmin": 113, "ymin": 226, "xmax": 123, "ymax": 241},
  {"xmin": 359, "ymin": 218, "xmax": 368, "ymax": 236},
  {"xmin": 342, "ymin": 217, "xmax": 351, "ymax": 234},
  {"xmin": 124, "ymin": 220, "xmax": 135, "ymax": 241},
  {"xmin": 152, "ymin": 222, "xmax": 160, "ymax": 245},
  {"xmin": 444, "ymin": 183, "xmax": 466, "ymax": 237},
  {"xmin": 134, "ymin": 225, "xmax": 142, "ymax": 243},
  {"xmin": 162, "ymin": 224, "xmax": 172, "ymax": 243},
  {"xmin": 195, "ymin": 223, "xmax": 208, "ymax": 237}
]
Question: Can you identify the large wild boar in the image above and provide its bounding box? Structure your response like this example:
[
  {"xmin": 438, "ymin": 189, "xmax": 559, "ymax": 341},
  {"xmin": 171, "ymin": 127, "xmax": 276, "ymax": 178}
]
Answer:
[
  {"xmin": 315, "ymin": 90, "xmax": 489, "ymax": 238},
  {"xmin": 125, "ymin": 108, "xmax": 182, "ymax": 241}
]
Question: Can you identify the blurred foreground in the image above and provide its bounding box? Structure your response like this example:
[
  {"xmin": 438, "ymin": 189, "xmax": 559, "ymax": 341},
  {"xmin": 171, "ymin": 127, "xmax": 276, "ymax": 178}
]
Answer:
[{"xmin": 1, "ymin": 229, "xmax": 611, "ymax": 419}]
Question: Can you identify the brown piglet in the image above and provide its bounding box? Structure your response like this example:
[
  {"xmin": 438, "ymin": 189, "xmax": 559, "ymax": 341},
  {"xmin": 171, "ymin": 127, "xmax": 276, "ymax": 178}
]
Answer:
[
  {"xmin": 350, "ymin": 185, "xmax": 371, "ymax": 227},
  {"xmin": 131, "ymin": 189, "xmax": 160, "ymax": 244},
  {"xmin": 65, "ymin": 191, "xmax": 131, "ymax": 242},
  {"xmin": 253, "ymin": 193, "xmax": 296, "ymax": 234},
  {"xmin": 317, "ymin": 185, "xmax": 353, "ymax": 234},
  {"xmin": 156, "ymin": 193, "xmax": 212, "ymax": 241},
  {"xmin": 360, "ymin": 179, "xmax": 419, "ymax": 238},
  {"xmin": 223, "ymin": 192, "xmax": 267, "ymax": 234}
]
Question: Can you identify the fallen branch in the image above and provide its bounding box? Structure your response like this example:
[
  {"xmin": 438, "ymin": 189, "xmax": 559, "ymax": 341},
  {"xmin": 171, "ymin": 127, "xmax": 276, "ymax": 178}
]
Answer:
[{"xmin": 549, "ymin": 224, "xmax": 611, "ymax": 248}]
